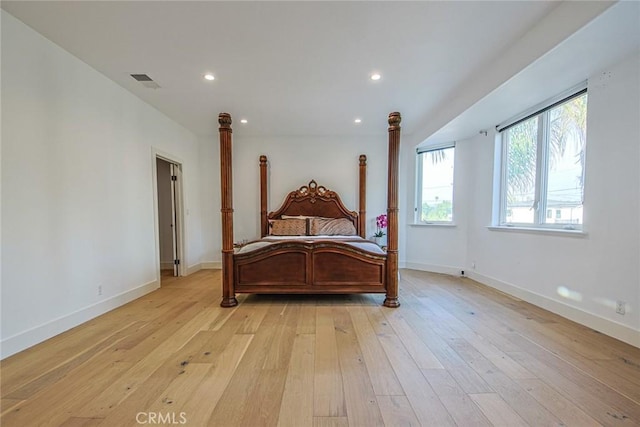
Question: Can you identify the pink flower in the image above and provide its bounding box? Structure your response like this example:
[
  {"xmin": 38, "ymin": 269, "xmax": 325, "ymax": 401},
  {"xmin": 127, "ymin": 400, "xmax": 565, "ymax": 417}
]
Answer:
[
  {"xmin": 376, "ymin": 214, "xmax": 387, "ymax": 229},
  {"xmin": 374, "ymin": 214, "xmax": 387, "ymax": 237}
]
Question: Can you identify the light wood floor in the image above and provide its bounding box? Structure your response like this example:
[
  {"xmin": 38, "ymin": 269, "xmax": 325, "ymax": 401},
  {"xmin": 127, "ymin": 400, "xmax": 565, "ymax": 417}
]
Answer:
[{"xmin": 1, "ymin": 269, "xmax": 639, "ymax": 427}]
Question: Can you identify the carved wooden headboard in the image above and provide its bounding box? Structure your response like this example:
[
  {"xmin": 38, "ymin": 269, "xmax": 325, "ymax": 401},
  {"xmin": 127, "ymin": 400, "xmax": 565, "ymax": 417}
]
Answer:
[
  {"xmin": 268, "ymin": 180, "xmax": 358, "ymax": 225},
  {"xmin": 259, "ymin": 156, "xmax": 366, "ymax": 238}
]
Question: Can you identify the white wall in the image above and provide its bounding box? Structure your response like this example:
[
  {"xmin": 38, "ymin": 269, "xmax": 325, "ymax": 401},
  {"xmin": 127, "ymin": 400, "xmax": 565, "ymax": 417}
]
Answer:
[
  {"xmin": 402, "ymin": 139, "xmax": 472, "ymax": 275},
  {"xmin": 198, "ymin": 134, "xmax": 221, "ymax": 267},
  {"xmin": 1, "ymin": 11, "xmax": 205, "ymax": 357},
  {"xmin": 234, "ymin": 135, "xmax": 390, "ymax": 242},
  {"xmin": 405, "ymin": 51, "xmax": 640, "ymax": 346}
]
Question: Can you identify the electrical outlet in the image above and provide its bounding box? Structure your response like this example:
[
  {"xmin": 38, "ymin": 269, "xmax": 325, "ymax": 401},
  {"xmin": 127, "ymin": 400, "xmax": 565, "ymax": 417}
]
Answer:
[
  {"xmin": 616, "ymin": 301, "xmax": 626, "ymax": 315},
  {"xmin": 98, "ymin": 285, "xmax": 103, "ymax": 296},
  {"xmin": 471, "ymin": 261, "xmax": 476, "ymax": 269}
]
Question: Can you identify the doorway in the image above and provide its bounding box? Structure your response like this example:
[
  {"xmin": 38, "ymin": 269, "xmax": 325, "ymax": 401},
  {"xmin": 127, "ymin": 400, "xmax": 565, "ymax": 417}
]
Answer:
[{"xmin": 156, "ymin": 156, "xmax": 183, "ymax": 279}]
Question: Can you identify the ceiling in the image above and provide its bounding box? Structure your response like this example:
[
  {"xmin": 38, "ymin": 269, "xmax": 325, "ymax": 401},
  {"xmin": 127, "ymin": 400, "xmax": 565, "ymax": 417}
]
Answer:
[{"xmin": 2, "ymin": 1, "xmax": 636, "ymax": 141}]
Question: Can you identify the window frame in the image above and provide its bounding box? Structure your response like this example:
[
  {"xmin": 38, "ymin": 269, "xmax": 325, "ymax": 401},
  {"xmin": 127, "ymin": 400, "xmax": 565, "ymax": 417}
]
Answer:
[
  {"xmin": 496, "ymin": 85, "xmax": 587, "ymax": 231},
  {"xmin": 415, "ymin": 143, "xmax": 456, "ymax": 225}
]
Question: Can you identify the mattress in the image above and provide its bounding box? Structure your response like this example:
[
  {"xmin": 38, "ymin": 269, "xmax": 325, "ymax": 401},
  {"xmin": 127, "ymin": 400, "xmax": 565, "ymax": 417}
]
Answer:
[{"xmin": 235, "ymin": 235, "xmax": 385, "ymax": 255}]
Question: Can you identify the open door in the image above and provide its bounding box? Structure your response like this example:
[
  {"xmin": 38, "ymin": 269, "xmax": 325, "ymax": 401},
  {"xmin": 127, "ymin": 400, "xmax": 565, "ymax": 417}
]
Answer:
[
  {"xmin": 170, "ymin": 163, "xmax": 182, "ymax": 276},
  {"xmin": 156, "ymin": 156, "xmax": 184, "ymax": 279}
]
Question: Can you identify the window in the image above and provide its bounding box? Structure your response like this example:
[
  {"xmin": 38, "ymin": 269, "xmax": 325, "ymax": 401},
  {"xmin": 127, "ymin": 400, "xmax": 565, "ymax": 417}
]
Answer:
[
  {"xmin": 416, "ymin": 144, "xmax": 455, "ymax": 223},
  {"xmin": 497, "ymin": 86, "xmax": 587, "ymax": 230}
]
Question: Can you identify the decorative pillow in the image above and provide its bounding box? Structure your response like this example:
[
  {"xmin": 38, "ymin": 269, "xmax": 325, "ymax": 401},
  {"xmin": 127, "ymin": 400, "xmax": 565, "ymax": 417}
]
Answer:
[
  {"xmin": 269, "ymin": 218, "xmax": 307, "ymax": 236},
  {"xmin": 309, "ymin": 217, "xmax": 357, "ymax": 236}
]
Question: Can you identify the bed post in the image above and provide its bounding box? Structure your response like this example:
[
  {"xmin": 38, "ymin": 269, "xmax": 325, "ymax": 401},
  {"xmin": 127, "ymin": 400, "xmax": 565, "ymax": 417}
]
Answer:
[
  {"xmin": 219, "ymin": 113, "xmax": 238, "ymax": 307},
  {"xmin": 358, "ymin": 154, "xmax": 367, "ymax": 238},
  {"xmin": 384, "ymin": 112, "xmax": 401, "ymax": 308},
  {"xmin": 260, "ymin": 155, "xmax": 269, "ymax": 238}
]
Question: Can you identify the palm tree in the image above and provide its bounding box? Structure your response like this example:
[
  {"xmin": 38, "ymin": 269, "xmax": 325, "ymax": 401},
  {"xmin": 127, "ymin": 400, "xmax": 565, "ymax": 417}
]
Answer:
[
  {"xmin": 506, "ymin": 117, "xmax": 538, "ymax": 204},
  {"xmin": 548, "ymin": 94, "xmax": 587, "ymax": 187},
  {"xmin": 506, "ymin": 93, "xmax": 587, "ymax": 204}
]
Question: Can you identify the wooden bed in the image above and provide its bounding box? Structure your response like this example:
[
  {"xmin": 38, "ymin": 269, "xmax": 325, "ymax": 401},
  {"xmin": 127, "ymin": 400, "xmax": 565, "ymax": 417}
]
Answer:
[{"xmin": 218, "ymin": 112, "xmax": 401, "ymax": 307}]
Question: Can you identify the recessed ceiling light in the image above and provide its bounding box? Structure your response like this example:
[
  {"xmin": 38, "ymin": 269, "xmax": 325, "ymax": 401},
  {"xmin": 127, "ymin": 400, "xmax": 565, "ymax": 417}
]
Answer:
[
  {"xmin": 370, "ymin": 73, "xmax": 382, "ymax": 81},
  {"xmin": 240, "ymin": 119, "xmax": 248, "ymax": 124},
  {"xmin": 204, "ymin": 73, "xmax": 215, "ymax": 81},
  {"xmin": 354, "ymin": 118, "xmax": 362, "ymax": 124}
]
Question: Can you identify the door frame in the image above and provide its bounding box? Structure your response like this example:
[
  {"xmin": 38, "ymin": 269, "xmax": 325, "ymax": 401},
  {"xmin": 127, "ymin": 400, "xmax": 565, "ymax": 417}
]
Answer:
[{"xmin": 152, "ymin": 148, "xmax": 186, "ymax": 278}]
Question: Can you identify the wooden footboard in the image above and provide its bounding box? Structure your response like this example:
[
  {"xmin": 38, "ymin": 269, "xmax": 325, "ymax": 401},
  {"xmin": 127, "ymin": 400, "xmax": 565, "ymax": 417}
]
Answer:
[{"xmin": 234, "ymin": 241, "xmax": 386, "ymax": 294}]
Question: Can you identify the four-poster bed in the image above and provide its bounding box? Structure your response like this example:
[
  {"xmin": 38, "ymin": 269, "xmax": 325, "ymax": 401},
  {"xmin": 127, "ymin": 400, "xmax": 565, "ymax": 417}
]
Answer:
[{"xmin": 218, "ymin": 112, "xmax": 401, "ymax": 307}]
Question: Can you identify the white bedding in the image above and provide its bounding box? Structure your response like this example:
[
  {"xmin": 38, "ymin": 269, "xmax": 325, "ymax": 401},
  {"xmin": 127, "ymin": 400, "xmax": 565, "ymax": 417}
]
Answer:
[{"xmin": 235, "ymin": 235, "xmax": 385, "ymax": 255}]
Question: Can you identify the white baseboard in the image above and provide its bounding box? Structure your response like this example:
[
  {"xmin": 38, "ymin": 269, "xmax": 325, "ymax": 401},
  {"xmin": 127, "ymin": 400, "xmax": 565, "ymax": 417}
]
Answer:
[
  {"xmin": 1, "ymin": 279, "xmax": 160, "ymax": 359},
  {"xmin": 186, "ymin": 263, "xmax": 202, "ymax": 275},
  {"xmin": 400, "ymin": 263, "xmax": 639, "ymax": 348},
  {"xmin": 403, "ymin": 262, "xmax": 461, "ymax": 277},
  {"xmin": 185, "ymin": 262, "xmax": 221, "ymax": 275},
  {"xmin": 201, "ymin": 262, "xmax": 222, "ymax": 270},
  {"xmin": 467, "ymin": 271, "xmax": 640, "ymax": 348}
]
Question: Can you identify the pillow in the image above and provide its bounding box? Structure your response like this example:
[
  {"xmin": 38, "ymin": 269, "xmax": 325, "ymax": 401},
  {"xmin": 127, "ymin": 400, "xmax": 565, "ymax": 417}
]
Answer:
[
  {"xmin": 269, "ymin": 218, "xmax": 307, "ymax": 236},
  {"xmin": 309, "ymin": 217, "xmax": 357, "ymax": 236}
]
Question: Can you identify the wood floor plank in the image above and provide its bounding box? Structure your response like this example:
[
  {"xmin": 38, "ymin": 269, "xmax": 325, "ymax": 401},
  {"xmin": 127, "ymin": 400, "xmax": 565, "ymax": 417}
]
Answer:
[
  {"xmin": 411, "ymin": 283, "xmax": 524, "ymax": 353},
  {"xmin": 0, "ymin": 306, "xmax": 166, "ymax": 398},
  {"xmin": 58, "ymin": 417, "xmax": 104, "ymax": 427},
  {"xmin": 377, "ymin": 333, "xmax": 456, "ymax": 426},
  {"xmin": 509, "ymin": 332, "xmax": 640, "ymax": 413},
  {"xmin": 595, "ymin": 358, "xmax": 640, "ymax": 388},
  {"xmin": 0, "ymin": 399, "xmax": 23, "ymax": 416},
  {"xmin": 382, "ymin": 307, "xmax": 444, "ymax": 369},
  {"xmin": 422, "ymin": 369, "xmax": 492, "ymax": 427},
  {"xmin": 3, "ymin": 321, "xmax": 144, "ymax": 401},
  {"xmin": 1, "ymin": 356, "xmax": 135, "ymax": 427},
  {"xmin": 238, "ymin": 304, "xmax": 299, "ymax": 427},
  {"xmin": 469, "ymin": 393, "xmax": 529, "ymax": 427},
  {"xmin": 206, "ymin": 304, "xmax": 298, "ymax": 427},
  {"xmin": 376, "ymin": 395, "xmax": 420, "ymax": 427},
  {"xmin": 450, "ymin": 336, "xmax": 564, "ymax": 426},
  {"xmin": 384, "ymin": 301, "xmax": 493, "ymax": 394},
  {"xmin": 363, "ymin": 306, "xmax": 397, "ymax": 336},
  {"xmin": 314, "ymin": 306, "xmax": 346, "ymax": 417},
  {"xmin": 174, "ymin": 334, "xmax": 253, "ymax": 426},
  {"xmin": 332, "ymin": 307, "xmax": 385, "ymax": 427},
  {"xmin": 236, "ymin": 302, "xmax": 271, "ymax": 334},
  {"xmin": 277, "ymin": 334, "xmax": 315, "ymax": 427},
  {"xmin": 458, "ymin": 331, "xmax": 536, "ymax": 380},
  {"xmin": 509, "ymin": 350, "xmax": 638, "ymax": 425},
  {"xmin": 92, "ymin": 354, "xmax": 210, "ymax": 426},
  {"xmin": 143, "ymin": 363, "xmax": 212, "ymax": 416},
  {"xmin": 189, "ymin": 302, "xmax": 272, "ymax": 363},
  {"xmin": 74, "ymin": 301, "xmax": 210, "ymax": 418},
  {"xmin": 297, "ymin": 305, "xmax": 317, "ymax": 334},
  {"xmin": 517, "ymin": 378, "xmax": 602, "ymax": 426},
  {"xmin": 507, "ymin": 333, "xmax": 640, "ymax": 424},
  {"xmin": 313, "ymin": 416, "xmax": 349, "ymax": 427},
  {"xmin": 2, "ymin": 269, "xmax": 639, "ymax": 427},
  {"xmin": 348, "ymin": 306, "xmax": 404, "ymax": 396},
  {"xmin": 0, "ymin": 315, "xmax": 121, "ymax": 390}
]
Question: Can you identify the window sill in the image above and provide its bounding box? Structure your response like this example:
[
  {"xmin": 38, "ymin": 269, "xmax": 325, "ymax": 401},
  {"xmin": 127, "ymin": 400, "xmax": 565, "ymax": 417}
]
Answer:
[
  {"xmin": 487, "ymin": 225, "xmax": 587, "ymax": 237},
  {"xmin": 409, "ymin": 223, "xmax": 456, "ymax": 228}
]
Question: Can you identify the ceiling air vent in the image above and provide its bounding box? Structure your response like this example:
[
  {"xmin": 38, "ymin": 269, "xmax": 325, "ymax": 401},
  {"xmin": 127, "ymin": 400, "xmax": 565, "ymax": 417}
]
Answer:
[{"xmin": 130, "ymin": 74, "xmax": 161, "ymax": 89}]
